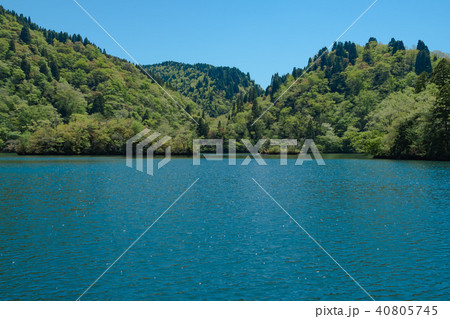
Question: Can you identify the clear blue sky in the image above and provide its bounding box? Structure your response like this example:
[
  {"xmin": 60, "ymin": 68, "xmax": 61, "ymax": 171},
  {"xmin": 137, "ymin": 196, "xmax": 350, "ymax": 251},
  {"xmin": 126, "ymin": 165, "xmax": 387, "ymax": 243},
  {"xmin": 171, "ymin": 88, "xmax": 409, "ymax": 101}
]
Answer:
[{"xmin": 2, "ymin": 0, "xmax": 449, "ymax": 87}]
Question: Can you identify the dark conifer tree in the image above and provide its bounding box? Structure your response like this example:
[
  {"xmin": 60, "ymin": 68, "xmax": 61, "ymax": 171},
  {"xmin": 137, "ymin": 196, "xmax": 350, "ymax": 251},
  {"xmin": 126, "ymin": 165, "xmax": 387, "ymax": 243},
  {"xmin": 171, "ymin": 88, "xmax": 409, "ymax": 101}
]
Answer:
[
  {"xmin": 335, "ymin": 42, "xmax": 347, "ymax": 58},
  {"xmin": 388, "ymin": 38, "xmax": 397, "ymax": 50},
  {"xmin": 389, "ymin": 38, "xmax": 405, "ymax": 54},
  {"xmin": 40, "ymin": 47, "xmax": 48, "ymax": 58},
  {"xmin": 19, "ymin": 26, "xmax": 31, "ymax": 44},
  {"xmin": 306, "ymin": 119, "xmax": 315, "ymax": 139},
  {"xmin": 430, "ymin": 59, "xmax": 450, "ymax": 88},
  {"xmin": 251, "ymin": 98, "xmax": 261, "ymax": 120},
  {"xmin": 417, "ymin": 40, "xmax": 428, "ymax": 51},
  {"xmin": 237, "ymin": 95, "xmax": 244, "ymax": 113},
  {"xmin": 396, "ymin": 41, "xmax": 405, "ymax": 52},
  {"xmin": 8, "ymin": 39, "xmax": 15, "ymax": 52},
  {"xmin": 198, "ymin": 112, "xmax": 210, "ymax": 138},
  {"xmin": 49, "ymin": 59, "xmax": 60, "ymax": 80},
  {"xmin": 91, "ymin": 94, "xmax": 106, "ymax": 114},
  {"xmin": 332, "ymin": 42, "xmax": 337, "ymax": 51},
  {"xmin": 348, "ymin": 42, "xmax": 358, "ymax": 65},
  {"xmin": 270, "ymin": 73, "xmax": 282, "ymax": 101},
  {"xmin": 39, "ymin": 62, "xmax": 49, "ymax": 77},
  {"xmin": 415, "ymin": 40, "xmax": 432, "ymax": 75},
  {"xmin": 185, "ymin": 104, "xmax": 192, "ymax": 115},
  {"xmin": 20, "ymin": 59, "xmax": 31, "ymax": 79}
]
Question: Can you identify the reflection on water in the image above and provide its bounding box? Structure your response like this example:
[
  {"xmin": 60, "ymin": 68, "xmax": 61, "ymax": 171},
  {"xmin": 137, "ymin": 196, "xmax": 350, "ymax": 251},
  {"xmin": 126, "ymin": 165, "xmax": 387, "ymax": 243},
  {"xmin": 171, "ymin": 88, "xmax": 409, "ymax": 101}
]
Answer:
[{"xmin": 0, "ymin": 155, "xmax": 448, "ymax": 300}]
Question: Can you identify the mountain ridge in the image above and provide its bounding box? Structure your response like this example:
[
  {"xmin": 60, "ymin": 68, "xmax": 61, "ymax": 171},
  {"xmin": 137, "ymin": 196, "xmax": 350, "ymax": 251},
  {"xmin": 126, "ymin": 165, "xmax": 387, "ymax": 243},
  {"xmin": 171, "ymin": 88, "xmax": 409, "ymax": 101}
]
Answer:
[{"xmin": 144, "ymin": 61, "xmax": 262, "ymax": 117}]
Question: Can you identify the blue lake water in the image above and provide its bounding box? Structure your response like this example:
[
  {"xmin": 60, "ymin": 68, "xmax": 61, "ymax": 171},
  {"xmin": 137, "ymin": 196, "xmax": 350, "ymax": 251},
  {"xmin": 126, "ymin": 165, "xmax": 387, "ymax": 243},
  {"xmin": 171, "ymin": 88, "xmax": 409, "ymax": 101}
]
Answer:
[{"xmin": 0, "ymin": 155, "xmax": 449, "ymax": 300}]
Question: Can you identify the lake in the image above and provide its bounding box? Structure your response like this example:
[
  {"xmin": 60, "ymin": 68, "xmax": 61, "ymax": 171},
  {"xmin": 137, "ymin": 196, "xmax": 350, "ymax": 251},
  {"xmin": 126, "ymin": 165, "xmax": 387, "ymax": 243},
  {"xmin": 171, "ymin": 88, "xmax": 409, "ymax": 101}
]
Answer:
[{"xmin": 0, "ymin": 154, "xmax": 449, "ymax": 300}]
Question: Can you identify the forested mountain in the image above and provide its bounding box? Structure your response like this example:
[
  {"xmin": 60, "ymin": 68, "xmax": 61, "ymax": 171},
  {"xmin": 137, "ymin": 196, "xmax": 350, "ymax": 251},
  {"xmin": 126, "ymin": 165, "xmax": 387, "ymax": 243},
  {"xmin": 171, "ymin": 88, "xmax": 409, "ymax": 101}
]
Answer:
[
  {"xmin": 0, "ymin": 6, "xmax": 199, "ymax": 155},
  {"xmin": 0, "ymin": 5, "xmax": 449, "ymax": 160},
  {"xmin": 215, "ymin": 38, "xmax": 449, "ymax": 160},
  {"xmin": 144, "ymin": 61, "xmax": 262, "ymax": 116}
]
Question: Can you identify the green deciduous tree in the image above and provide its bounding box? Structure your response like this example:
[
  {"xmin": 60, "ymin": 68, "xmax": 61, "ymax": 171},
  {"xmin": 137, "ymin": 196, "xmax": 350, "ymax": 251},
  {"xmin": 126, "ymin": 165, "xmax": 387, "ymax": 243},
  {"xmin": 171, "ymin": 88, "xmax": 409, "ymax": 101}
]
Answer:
[
  {"xmin": 428, "ymin": 59, "xmax": 450, "ymax": 159},
  {"xmin": 54, "ymin": 82, "xmax": 87, "ymax": 118},
  {"xmin": 415, "ymin": 72, "xmax": 428, "ymax": 93}
]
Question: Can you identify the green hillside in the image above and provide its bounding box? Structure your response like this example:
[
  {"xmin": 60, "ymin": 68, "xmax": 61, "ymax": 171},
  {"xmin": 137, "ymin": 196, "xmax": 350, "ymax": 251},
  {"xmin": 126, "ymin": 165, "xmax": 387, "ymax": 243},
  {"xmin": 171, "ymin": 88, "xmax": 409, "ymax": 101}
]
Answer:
[
  {"xmin": 215, "ymin": 39, "xmax": 449, "ymax": 160},
  {"xmin": 144, "ymin": 61, "xmax": 262, "ymax": 117},
  {"xmin": 0, "ymin": 5, "xmax": 448, "ymax": 160},
  {"xmin": 0, "ymin": 6, "xmax": 199, "ymax": 155}
]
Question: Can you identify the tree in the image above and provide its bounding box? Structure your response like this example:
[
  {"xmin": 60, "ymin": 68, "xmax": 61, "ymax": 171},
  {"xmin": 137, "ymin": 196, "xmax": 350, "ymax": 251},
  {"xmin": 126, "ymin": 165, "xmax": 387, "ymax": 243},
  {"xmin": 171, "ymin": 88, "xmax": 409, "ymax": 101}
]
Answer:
[
  {"xmin": 198, "ymin": 117, "xmax": 209, "ymax": 137},
  {"xmin": 388, "ymin": 38, "xmax": 405, "ymax": 54},
  {"xmin": 54, "ymin": 82, "xmax": 87, "ymax": 118},
  {"xmin": 0, "ymin": 61, "xmax": 10, "ymax": 80},
  {"xmin": 335, "ymin": 42, "xmax": 347, "ymax": 58},
  {"xmin": 71, "ymin": 69, "xmax": 87, "ymax": 88},
  {"xmin": 431, "ymin": 59, "xmax": 450, "ymax": 88},
  {"xmin": 362, "ymin": 47, "xmax": 373, "ymax": 65},
  {"xmin": 11, "ymin": 68, "xmax": 25, "ymax": 84},
  {"xmin": 417, "ymin": 40, "xmax": 427, "ymax": 51},
  {"xmin": 8, "ymin": 39, "xmax": 15, "ymax": 52},
  {"xmin": 415, "ymin": 40, "xmax": 432, "ymax": 75},
  {"xmin": 388, "ymin": 38, "xmax": 396, "ymax": 50},
  {"xmin": 90, "ymin": 94, "xmax": 105, "ymax": 115},
  {"xmin": 390, "ymin": 117, "xmax": 418, "ymax": 159},
  {"xmin": 415, "ymin": 72, "xmax": 428, "ymax": 93},
  {"xmin": 396, "ymin": 41, "xmax": 406, "ymax": 52},
  {"xmin": 19, "ymin": 26, "xmax": 31, "ymax": 44},
  {"xmin": 415, "ymin": 51, "xmax": 432, "ymax": 75},
  {"xmin": 365, "ymin": 37, "xmax": 377, "ymax": 48},
  {"xmin": 269, "ymin": 73, "xmax": 282, "ymax": 101},
  {"xmin": 306, "ymin": 118, "xmax": 315, "ymax": 139},
  {"xmin": 49, "ymin": 59, "xmax": 60, "ymax": 80},
  {"xmin": 20, "ymin": 59, "xmax": 31, "ymax": 79},
  {"xmin": 372, "ymin": 62, "xmax": 391, "ymax": 87},
  {"xmin": 197, "ymin": 111, "xmax": 209, "ymax": 137},
  {"xmin": 348, "ymin": 42, "xmax": 358, "ymax": 65},
  {"xmin": 428, "ymin": 59, "xmax": 450, "ymax": 159},
  {"xmin": 251, "ymin": 98, "xmax": 261, "ymax": 120},
  {"xmin": 39, "ymin": 62, "xmax": 49, "ymax": 77}
]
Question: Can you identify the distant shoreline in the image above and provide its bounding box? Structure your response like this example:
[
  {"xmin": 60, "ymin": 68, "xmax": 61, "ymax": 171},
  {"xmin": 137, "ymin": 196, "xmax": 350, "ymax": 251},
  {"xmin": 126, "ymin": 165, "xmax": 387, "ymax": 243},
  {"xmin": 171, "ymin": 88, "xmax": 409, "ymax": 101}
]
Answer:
[{"xmin": 4, "ymin": 152, "xmax": 450, "ymax": 161}]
